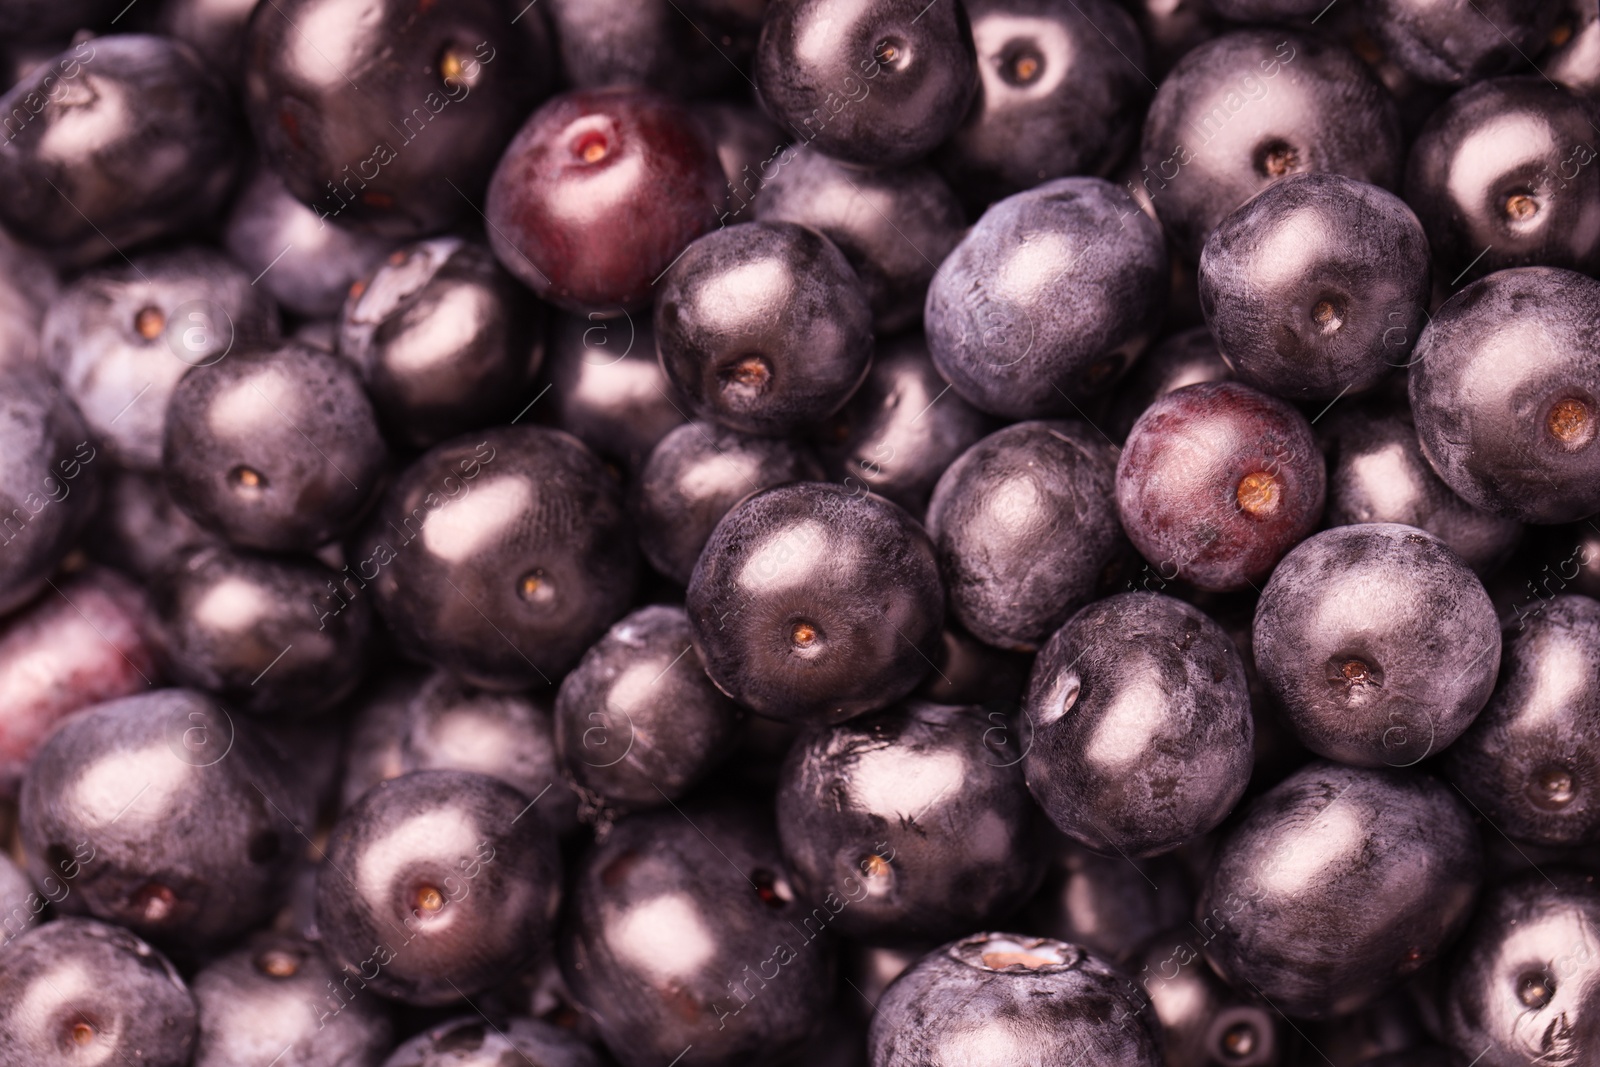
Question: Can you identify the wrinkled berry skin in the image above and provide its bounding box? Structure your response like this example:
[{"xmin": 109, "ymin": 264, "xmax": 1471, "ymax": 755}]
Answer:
[
  {"xmin": 340, "ymin": 669, "xmax": 580, "ymax": 834},
  {"xmin": 634, "ymin": 420, "xmax": 823, "ymax": 585},
  {"xmin": 224, "ymin": 166, "xmax": 397, "ymax": 319},
  {"xmin": 163, "ymin": 342, "xmax": 386, "ymax": 553},
  {"xmin": 926, "ymin": 420, "xmax": 1124, "ymax": 651},
  {"xmin": 754, "ymin": 0, "xmax": 978, "ymax": 168},
  {"xmin": 340, "ymin": 238, "xmax": 545, "ymax": 450},
  {"xmin": 656, "ymin": 222, "xmax": 873, "ymax": 437},
  {"xmin": 754, "ymin": 151, "xmax": 965, "ymax": 334},
  {"xmin": 1447, "ymin": 596, "xmax": 1600, "ymax": 847},
  {"xmin": 1197, "ymin": 762, "xmax": 1482, "ymax": 1019},
  {"xmin": 777, "ymin": 701, "xmax": 1044, "ymax": 944},
  {"xmin": 1254, "ymin": 524, "xmax": 1500, "ymax": 769},
  {"xmin": 317, "ymin": 769, "xmax": 562, "ymax": 1006},
  {"xmin": 1116, "ymin": 381, "xmax": 1325, "ymax": 592},
  {"xmin": 0, "ymin": 567, "xmax": 154, "ymax": 797},
  {"xmin": 1130, "ymin": 928, "xmax": 1282, "ymax": 1067},
  {"xmin": 486, "ymin": 89, "xmax": 725, "ymax": 314},
  {"xmin": 1199, "ymin": 173, "xmax": 1429, "ymax": 402},
  {"xmin": 358, "ymin": 427, "xmax": 637, "ymax": 689},
  {"xmin": 1319, "ymin": 402, "xmax": 1522, "ymax": 577},
  {"xmin": 819, "ymin": 335, "xmax": 992, "ymax": 519},
  {"xmin": 1365, "ymin": 0, "xmax": 1560, "ymax": 87},
  {"xmin": 1405, "ymin": 78, "xmax": 1600, "ymax": 283},
  {"xmin": 383, "ymin": 1016, "xmax": 605, "ymax": 1067},
  {"xmin": 1443, "ymin": 870, "xmax": 1600, "ymax": 1066},
  {"xmin": 924, "ymin": 177, "xmax": 1168, "ymax": 419},
  {"xmin": 869, "ymin": 933, "xmax": 1162, "ymax": 1066},
  {"xmin": 152, "ymin": 545, "xmax": 371, "ymax": 719},
  {"xmin": 191, "ymin": 933, "xmax": 393, "ymax": 1067},
  {"xmin": 1105, "ymin": 326, "xmax": 1232, "ymax": 442},
  {"xmin": 938, "ymin": 0, "xmax": 1148, "ymax": 209},
  {"xmin": 43, "ymin": 247, "xmax": 281, "ymax": 470},
  {"xmin": 245, "ymin": 0, "xmax": 547, "ymax": 238},
  {"xmin": 1140, "ymin": 31, "xmax": 1402, "ymax": 261},
  {"xmin": 0, "ymin": 365, "xmax": 100, "ymax": 615},
  {"xmin": 1409, "ymin": 268, "xmax": 1600, "ymax": 524},
  {"xmin": 19, "ymin": 689, "xmax": 308, "ymax": 951},
  {"xmin": 686, "ymin": 482, "xmax": 944, "ymax": 724},
  {"xmin": 0, "ymin": 36, "xmax": 241, "ymax": 267},
  {"xmin": 1024, "ymin": 593, "xmax": 1253, "ymax": 857},
  {"xmin": 544, "ymin": 311, "xmax": 684, "ymax": 475},
  {"xmin": 0, "ymin": 918, "xmax": 197, "ymax": 1067},
  {"xmin": 560, "ymin": 805, "xmax": 836, "ymax": 1067},
  {"xmin": 555, "ymin": 605, "xmax": 743, "ymax": 817}
]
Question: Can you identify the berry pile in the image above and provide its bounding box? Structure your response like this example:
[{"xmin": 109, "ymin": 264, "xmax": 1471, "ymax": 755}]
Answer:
[{"xmin": 0, "ymin": 0, "xmax": 1593, "ymax": 1065}]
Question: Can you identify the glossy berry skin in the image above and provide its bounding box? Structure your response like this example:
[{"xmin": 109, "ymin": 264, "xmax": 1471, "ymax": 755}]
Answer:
[
  {"xmin": 163, "ymin": 342, "xmax": 386, "ymax": 552},
  {"xmin": 383, "ymin": 1016, "xmax": 605, "ymax": 1067},
  {"xmin": 1365, "ymin": 0, "xmax": 1559, "ymax": 87},
  {"xmin": 634, "ymin": 420, "xmax": 823, "ymax": 585},
  {"xmin": 191, "ymin": 933, "xmax": 392, "ymax": 1067},
  {"xmin": 43, "ymin": 247, "xmax": 281, "ymax": 471},
  {"xmin": 544, "ymin": 311, "xmax": 685, "ymax": 475},
  {"xmin": 555, "ymin": 605, "xmax": 743, "ymax": 816},
  {"xmin": 151, "ymin": 544, "xmax": 371, "ymax": 719},
  {"xmin": 1130, "ymin": 929, "xmax": 1281, "ymax": 1067},
  {"xmin": 1140, "ymin": 31, "xmax": 1402, "ymax": 261},
  {"xmin": 0, "ymin": 364, "xmax": 101, "ymax": 615},
  {"xmin": 1446, "ymin": 596, "xmax": 1600, "ymax": 847},
  {"xmin": 0, "ymin": 36, "xmax": 241, "ymax": 267},
  {"xmin": 818, "ymin": 334, "xmax": 992, "ymax": 517},
  {"xmin": 1024, "ymin": 593, "xmax": 1253, "ymax": 857},
  {"xmin": 753, "ymin": 150, "xmax": 965, "ymax": 334},
  {"xmin": 1197, "ymin": 762, "xmax": 1482, "ymax": 1019},
  {"xmin": 1443, "ymin": 871, "xmax": 1600, "ymax": 1066},
  {"xmin": 1254, "ymin": 524, "xmax": 1499, "ymax": 768},
  {"xmin": 560, "ymin": 805, "xmax": 836, "ymax": 1067},
  {"xmin": 924, "ymin": 177, "xmax": 1168, "ymax": 419},
  {"xmin": 1405, "ymin": 78, "xmax": 1600, "ymax": 283},
  {"xmin": 686, "ymin": 482, "xmax": 944, "ymax": 724},
  {"xmin": 19, "ymin": 689, "xmax": 308, "ymax": 950},
  {"xmin": 486, "ymin": 88, "xmax": 725, "ymax": 314},
  {"xmin": 1116, "ymin": 381, "xmax": 1325, "ymax": 592},
  {"xmin": 1320, "ymin": 402, "xmax": 1522, "ymax": 577},
  {"xmin": 317, "ymin": 769, "xmax": 562, "ymax": 1006},
  {"xmin": 754, "ymin": 0, "xmax": 978, "ymax": 168},
  {"xmin": 244, "ymin": 0, "xmax": 548, "ymax": 238},
  {"xmin": 224, "ymin": 166, "xmax": 398, "ymax": 319},
  {"xmin": 0, "ymin": 568, "xmax": 156, "ymax": 796},
  {"xmin": 1409, "ymin": 268, "xmax": 1600, "ymax": 524},
  {"xmin": 0, "ymin": 918, "xmax": 197, "ymax": 1067},
  {"xmin": 869, "ymin": 933, "xmax": 1162, "ymax": 1066},
  {"xmin": 1199, "ymin": 173, "xmax": 1429, "ymax": 402},
  {"xmin": 777, "ymin": 701, "xmax": 1044, "ymax": 944},
  {"xmin": 339, "ymin": 238, "xmax": 545, "ymax": 449},
  {"xmin": 340, "ymin": 669, "xmax": 579, "ymax": 833},
  {"xmin": 937, "ymin": 0, "xmax": 1149, "ymax": 209},
  {"xmin": 656, "ymin": 221, "xmax": 873, "ymax": 437},
  {"xmin": 926, "ymin": 420, "xmax": 1123, "ymax": 651},
  {"xmin": 357, "ymin": 427, "xmax": 637, "ymax": 689}
]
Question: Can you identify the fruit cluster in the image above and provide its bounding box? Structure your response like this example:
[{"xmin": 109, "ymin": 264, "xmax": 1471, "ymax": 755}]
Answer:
[{"xmin": 0, "ymin": 0, "xmax": 1593, "ymax": 1065}]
